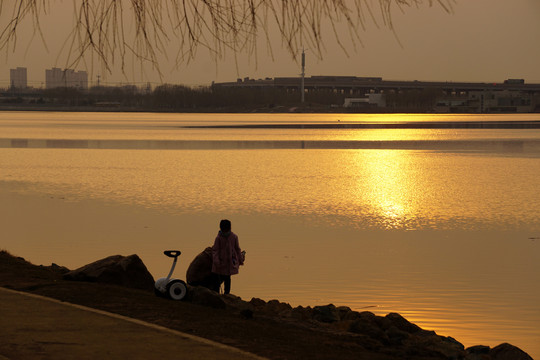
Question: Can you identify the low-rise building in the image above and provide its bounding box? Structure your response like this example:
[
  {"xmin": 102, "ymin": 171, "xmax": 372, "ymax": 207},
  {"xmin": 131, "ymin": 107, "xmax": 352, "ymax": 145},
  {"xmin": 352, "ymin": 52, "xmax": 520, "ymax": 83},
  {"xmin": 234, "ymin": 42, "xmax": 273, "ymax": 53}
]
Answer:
[
  {"xmin": 468, "ymin": 90, "xmax": 532, "ymax": 113},
  {"xmin": 435, "ymin": 90, "xmax": 534, "ymax": 113},
  {"xmin": 344, "ymin": 94, "xmax": 386, "ymax": 108}
]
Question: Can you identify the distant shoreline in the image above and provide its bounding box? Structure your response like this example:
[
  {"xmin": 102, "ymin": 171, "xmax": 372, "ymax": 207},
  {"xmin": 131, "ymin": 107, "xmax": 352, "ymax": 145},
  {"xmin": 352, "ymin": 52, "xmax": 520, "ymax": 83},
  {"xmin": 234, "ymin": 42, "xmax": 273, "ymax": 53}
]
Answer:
[
  {"xmin": 3, "ymin": 138, "xmax": 540, "ymax": 153},
  {"xmin": 183, "ymin": 121, "xmax": 540, "ymax": 129},
  {"xmin": 2, "ymin": 104, "xmax": 540, "ymax": 115}
]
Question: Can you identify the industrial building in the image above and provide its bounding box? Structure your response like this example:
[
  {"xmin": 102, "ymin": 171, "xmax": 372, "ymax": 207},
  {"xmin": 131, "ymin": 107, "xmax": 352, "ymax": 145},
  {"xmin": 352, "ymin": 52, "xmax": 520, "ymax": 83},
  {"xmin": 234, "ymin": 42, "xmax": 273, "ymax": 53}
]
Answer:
[{"xmin": 214, "ymin": 76, "xmax": 540, "ymax": 112}]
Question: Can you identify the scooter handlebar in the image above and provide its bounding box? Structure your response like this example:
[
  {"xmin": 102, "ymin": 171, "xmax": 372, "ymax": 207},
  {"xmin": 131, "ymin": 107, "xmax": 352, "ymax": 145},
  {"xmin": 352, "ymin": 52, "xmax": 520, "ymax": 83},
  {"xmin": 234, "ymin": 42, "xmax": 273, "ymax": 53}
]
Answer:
[{"xmin": 164, "ymin": 250, "xmax": 181, "ymax": 258}]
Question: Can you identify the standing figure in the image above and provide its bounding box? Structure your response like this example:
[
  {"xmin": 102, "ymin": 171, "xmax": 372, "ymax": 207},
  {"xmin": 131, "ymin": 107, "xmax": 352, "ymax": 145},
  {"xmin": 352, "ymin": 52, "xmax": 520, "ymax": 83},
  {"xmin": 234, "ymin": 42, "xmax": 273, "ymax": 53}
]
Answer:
[{"xmin": 211, "ymin": 219, "xmax": 244, "ymax": 294}]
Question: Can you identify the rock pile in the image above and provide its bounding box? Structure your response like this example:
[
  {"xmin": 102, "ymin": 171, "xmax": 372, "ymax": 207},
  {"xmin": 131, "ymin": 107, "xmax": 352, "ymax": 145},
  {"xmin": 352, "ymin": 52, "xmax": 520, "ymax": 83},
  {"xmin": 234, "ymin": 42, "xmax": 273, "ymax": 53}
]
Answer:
[
  {"xmin": 193, "ymin": 294, "xmax": 533, "ymax": 360},
  {"xmin": 63, "ymin": 254, "xmax": 155, "ymax": 291}
]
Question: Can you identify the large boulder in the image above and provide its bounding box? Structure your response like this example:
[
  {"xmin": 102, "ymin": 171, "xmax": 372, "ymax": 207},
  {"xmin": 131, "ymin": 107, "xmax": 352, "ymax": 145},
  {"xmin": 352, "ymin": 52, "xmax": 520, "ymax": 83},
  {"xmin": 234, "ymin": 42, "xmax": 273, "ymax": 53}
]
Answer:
[
  {"xmin": 188, "ymin": 285, "xmax": 226, "ymax": 309},
  {"xmin": 63, "ymin": 254, "xmax": 154, "ymax": 291},
  {"xmin": 405, "ymin": 333, "xmax": 465, "ymax": 359},
  {"xmin": 489, "ymin": 343, "xmax": 533, "ymax": 360},
  {"xmin": 262, "ymin": 299, "xmax": 293, "ymax": 317},
  {"xmin": 222, "ymin": 294, "xmax": 254, "ymax": 312},
  {"xmin": 186, "ymin": 247, "xmax": 216, "ymax": 290},
  {"xmin": 313, "ymin": 304, "xmax": 340, "ymax": 323},
  {"xmin": 385, "ymin": 312, "xmax": 422, "ymax": 334},
  {"xmin": 348, "ymin": 316, "xmax": 389, "ymax": 345},
  {"xmin": 465, "ymin": 345, "xmax": 491, "ymax": 360}
]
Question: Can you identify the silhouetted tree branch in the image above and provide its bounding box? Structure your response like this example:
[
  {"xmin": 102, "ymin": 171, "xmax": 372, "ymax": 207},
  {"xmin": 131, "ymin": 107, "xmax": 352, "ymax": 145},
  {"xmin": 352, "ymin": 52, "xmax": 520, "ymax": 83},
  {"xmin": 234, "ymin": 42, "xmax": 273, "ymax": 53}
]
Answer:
[{"xmin": 0, "ymin": 0, "xmax": 453, "ymax": 74}]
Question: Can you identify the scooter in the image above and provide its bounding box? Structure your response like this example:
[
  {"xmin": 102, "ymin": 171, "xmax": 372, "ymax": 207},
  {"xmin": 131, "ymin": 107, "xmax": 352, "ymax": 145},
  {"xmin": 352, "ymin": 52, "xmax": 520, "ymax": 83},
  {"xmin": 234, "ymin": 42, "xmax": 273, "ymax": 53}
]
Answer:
[{"xmin": 154, "ymin": 250, "xmax": 188, "ymax": 300}]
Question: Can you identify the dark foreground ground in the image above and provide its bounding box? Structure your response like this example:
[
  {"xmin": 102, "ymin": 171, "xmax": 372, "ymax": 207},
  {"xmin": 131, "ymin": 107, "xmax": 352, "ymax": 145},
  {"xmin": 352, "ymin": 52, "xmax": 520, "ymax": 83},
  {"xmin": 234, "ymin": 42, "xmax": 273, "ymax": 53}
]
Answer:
[{"xmin": 0, "ymin": 251, "xmax": 533, "ymax": 360}]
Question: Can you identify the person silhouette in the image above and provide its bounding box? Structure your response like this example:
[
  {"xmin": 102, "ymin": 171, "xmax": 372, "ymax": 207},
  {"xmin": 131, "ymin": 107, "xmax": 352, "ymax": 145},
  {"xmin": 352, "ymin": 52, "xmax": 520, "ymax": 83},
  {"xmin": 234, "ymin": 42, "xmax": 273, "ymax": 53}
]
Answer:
[{"xmin": 211, "ymin": 219, "xmax": 244, "ymax": 294}]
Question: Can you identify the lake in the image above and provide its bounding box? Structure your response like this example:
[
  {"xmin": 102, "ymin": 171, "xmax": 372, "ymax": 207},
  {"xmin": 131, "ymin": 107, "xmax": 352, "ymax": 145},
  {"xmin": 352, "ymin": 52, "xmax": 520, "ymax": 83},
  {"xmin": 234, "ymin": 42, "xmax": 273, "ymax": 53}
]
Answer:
[{"xmin": 1, "ymin": 111, "xmax": 539, "ymax": 358}]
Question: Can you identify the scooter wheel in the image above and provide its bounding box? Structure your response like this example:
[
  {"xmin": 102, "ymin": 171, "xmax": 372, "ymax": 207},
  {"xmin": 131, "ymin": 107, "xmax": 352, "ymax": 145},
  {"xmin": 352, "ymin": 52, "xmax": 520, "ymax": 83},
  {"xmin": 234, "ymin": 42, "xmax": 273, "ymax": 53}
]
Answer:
[{"xmin": 166, "ymin": 280, "xmax": 187, "ymax": 301}]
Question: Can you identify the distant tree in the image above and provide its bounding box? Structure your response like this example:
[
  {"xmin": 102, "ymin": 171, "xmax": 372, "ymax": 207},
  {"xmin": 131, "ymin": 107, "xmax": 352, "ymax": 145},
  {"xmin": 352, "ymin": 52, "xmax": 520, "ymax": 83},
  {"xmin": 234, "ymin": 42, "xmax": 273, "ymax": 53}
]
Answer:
[{"xmin": 0, "ymin": 0, "xmax": 452, "ymax": 75}]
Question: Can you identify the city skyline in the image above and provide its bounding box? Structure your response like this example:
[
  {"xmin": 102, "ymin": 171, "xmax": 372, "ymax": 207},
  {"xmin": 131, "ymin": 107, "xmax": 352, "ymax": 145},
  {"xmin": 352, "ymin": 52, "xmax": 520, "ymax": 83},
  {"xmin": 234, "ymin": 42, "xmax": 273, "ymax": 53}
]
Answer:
[
  {"xmin": 6, "ymin": 65, "xmax": 540, "ymax": 90},
  {"xmin": 6, "ymin": 67, "xmax": 88, "ymax": 90}
]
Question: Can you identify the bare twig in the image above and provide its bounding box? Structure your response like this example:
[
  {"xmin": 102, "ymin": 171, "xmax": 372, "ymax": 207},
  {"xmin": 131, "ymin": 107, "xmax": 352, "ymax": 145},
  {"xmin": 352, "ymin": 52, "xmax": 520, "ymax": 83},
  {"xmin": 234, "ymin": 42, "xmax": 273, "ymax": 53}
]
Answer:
[{"xmin": 0, "ymin": 0, "xmax": 453, "ymax": 75}]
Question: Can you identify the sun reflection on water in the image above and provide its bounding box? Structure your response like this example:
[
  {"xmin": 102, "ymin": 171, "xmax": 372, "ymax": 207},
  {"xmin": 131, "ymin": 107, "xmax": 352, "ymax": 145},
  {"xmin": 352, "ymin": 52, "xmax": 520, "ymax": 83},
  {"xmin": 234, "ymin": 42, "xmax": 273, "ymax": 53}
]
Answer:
[{"xmin": 352, "ymin": 150, "xmax": 420, "ymax": 230}]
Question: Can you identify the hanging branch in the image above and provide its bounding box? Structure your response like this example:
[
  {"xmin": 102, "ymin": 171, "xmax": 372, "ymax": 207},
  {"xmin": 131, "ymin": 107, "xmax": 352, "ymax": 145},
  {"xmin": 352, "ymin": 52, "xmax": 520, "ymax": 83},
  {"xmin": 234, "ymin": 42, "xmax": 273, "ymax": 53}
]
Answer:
[{"xmin": 0, "ymin": 0, "xmax": 453, "ymax": 73}]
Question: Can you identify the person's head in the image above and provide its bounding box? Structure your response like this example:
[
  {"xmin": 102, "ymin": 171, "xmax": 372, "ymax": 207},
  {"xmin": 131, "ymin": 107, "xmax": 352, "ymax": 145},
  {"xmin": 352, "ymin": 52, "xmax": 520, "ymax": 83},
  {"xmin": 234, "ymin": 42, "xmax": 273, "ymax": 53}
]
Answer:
[{"xmin": 219, "ymin": 219, "xmax": 232, "ymax": 233}]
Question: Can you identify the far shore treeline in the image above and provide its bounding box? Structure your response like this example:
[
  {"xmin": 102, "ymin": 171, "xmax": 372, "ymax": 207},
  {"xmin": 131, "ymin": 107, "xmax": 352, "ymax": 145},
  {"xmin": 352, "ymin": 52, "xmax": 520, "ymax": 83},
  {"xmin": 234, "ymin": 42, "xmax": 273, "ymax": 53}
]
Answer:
[{"xmin": 0, "ymin": 84, "xmax": 452, "ymax": 113}]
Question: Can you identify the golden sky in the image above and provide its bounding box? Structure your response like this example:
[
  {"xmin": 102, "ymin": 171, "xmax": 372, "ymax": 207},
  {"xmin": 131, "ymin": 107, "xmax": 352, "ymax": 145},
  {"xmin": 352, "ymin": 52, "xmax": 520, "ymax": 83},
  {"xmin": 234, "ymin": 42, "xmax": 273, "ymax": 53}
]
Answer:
[{"xmin": 1, "ymin": 0, "xmax": 539, "ymax": 87}]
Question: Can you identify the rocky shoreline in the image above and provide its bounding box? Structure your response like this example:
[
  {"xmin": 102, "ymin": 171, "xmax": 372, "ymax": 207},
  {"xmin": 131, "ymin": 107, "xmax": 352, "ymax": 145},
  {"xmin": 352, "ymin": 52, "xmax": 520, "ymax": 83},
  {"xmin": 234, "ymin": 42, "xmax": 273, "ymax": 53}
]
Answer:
[{"xmin": 0, "ymin": 251, "xmax": 534, "ymax": 360}]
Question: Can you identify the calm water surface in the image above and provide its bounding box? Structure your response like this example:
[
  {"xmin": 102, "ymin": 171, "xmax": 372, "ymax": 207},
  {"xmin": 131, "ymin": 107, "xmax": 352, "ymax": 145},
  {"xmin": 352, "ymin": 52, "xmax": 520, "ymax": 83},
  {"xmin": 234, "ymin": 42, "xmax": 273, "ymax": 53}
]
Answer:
[{"xmin": 1, "ymin": 112, "xmax": 539, "ymax": 358}]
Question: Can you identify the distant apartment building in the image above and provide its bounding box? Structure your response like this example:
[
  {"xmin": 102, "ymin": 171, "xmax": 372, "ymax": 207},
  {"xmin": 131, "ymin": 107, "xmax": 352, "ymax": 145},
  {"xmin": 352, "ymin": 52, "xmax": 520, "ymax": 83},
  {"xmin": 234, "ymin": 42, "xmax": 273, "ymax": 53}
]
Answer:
[
  {"xmin": 45, "ymin": 67, "xmax": 88, "ymax": 89},
  {"xmin": 9, "ymin": 67, "xmax": 27, "ymax": 89}
]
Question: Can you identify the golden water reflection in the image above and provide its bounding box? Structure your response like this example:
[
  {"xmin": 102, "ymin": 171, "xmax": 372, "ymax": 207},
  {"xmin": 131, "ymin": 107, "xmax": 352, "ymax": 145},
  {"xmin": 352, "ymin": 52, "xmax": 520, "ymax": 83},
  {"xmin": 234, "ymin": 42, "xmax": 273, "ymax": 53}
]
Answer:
[
  {"xmin": 354, "ymin": 150, "xmax": 418, "ymax": 229},
  {"xmin": 2, "ymin": 148, "xmax": 540, "ymax": 231}
]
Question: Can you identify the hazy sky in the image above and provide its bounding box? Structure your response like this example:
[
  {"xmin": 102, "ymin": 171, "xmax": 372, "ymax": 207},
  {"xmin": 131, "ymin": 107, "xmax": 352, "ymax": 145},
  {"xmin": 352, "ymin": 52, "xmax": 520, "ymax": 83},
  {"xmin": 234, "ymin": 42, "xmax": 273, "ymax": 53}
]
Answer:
[{"xmin": 1, "ymin": 0, "xmax": 539, "ymax": 87}]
